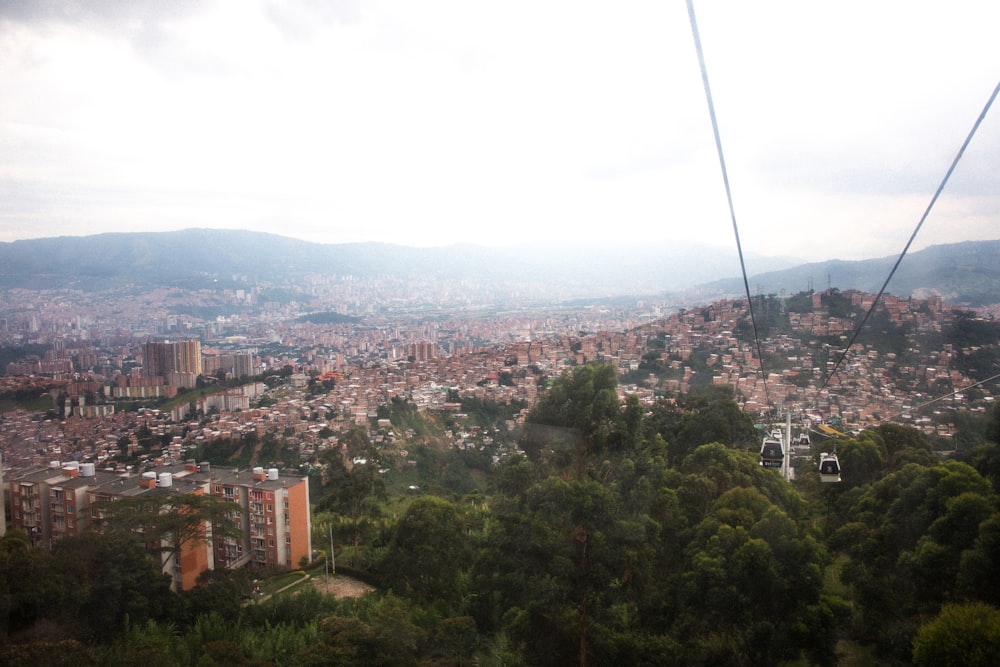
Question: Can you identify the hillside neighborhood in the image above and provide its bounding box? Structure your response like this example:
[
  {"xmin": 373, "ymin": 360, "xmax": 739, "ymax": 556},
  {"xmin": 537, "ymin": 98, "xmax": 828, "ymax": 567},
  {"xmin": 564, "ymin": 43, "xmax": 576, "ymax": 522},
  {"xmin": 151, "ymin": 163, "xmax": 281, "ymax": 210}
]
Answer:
[{"xmin": 2, "ymin": 286, "xmax": 992, "ymax": 481}]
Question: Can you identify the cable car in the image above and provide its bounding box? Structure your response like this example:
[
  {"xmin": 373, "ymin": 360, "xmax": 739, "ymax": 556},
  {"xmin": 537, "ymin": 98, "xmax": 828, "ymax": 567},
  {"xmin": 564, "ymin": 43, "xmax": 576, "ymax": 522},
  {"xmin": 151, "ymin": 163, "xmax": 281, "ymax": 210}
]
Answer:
[
  {"xmin": 759, "ymin": 436, "xmax": 783, "ymax": 468},
  {"xmin": 819, "ymin": 452, "xmax": 841, "ymax": 483}
]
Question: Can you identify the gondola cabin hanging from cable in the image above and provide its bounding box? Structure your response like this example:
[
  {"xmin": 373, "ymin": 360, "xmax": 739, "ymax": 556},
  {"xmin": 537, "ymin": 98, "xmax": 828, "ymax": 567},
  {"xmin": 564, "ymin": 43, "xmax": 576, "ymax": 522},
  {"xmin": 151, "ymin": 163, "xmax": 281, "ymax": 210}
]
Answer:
[
  {"xmin": 819, "ymin": 452, "xmax": 842, "ymax": 483},
  {"xmin": 759, "ymin": 436, "xmax": 783, "ymax": 469}
]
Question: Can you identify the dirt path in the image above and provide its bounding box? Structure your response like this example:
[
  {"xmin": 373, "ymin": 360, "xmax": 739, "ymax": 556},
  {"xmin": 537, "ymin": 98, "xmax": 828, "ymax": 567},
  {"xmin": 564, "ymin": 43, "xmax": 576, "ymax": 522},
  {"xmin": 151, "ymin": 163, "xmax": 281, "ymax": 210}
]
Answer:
[{"xmin": 310, "ymin": 573, "xmax": 376, "ymax": 598}]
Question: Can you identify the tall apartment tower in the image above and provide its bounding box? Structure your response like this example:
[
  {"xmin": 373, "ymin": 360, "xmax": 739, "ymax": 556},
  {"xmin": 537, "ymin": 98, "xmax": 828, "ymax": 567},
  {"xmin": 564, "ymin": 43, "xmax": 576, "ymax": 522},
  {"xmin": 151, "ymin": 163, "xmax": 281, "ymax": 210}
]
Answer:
[{"xmin": 144, "ymin": 340, "xmax": 203, "ymax": 385}]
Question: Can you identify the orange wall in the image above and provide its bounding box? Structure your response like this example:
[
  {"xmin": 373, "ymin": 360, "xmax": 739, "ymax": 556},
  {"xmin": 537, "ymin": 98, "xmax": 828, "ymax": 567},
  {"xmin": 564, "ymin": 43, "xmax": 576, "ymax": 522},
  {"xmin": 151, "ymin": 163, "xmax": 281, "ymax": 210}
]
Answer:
[
  {"xmin": 285, "ymin": 478, "xmax": 311, "ymax": 568},
  {"xmin": 177, "ymin": 487, "xmax": 211, "ymax": 591}
]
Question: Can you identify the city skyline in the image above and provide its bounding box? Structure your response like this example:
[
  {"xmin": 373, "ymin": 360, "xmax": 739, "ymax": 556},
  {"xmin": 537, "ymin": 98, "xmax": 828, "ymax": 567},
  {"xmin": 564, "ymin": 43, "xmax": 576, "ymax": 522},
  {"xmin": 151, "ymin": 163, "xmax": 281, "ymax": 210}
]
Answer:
[{"xmin": 1, "ymin": 1, "xmax": 998, "ymax": 262}]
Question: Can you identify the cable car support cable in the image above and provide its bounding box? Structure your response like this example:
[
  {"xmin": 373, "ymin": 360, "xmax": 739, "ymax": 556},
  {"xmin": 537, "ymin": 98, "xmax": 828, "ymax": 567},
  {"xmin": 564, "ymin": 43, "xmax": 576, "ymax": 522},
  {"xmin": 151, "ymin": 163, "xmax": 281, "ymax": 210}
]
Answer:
[
  {"xmin": 686, "ymin": 0, "xmax": 771, "ymax": 410},
  {"xmin": 814, "ymin": 77, "xmax": 1000, "ymax": 403}
]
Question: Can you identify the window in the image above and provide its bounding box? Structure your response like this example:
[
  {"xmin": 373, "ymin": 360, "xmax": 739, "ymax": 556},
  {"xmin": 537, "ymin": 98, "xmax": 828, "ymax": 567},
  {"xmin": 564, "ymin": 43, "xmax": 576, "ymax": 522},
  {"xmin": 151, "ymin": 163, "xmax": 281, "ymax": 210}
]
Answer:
[
  {"xmin": 285, "ymin": 535, "xmax": 291, "ymax": 544},
  {"xmin": 66, "ymin": 505, "xmax": 73, "ymax": 514}
]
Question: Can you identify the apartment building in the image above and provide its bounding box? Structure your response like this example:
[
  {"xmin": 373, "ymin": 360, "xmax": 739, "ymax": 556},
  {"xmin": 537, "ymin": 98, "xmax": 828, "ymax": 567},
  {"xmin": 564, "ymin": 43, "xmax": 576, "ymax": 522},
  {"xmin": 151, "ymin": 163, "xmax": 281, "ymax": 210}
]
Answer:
[
  {"xmin": 7, "ymin": 460, "xmax": 311, "ymax": 592},
  {"xmin": 209, "ymin": 465, "xmax": 312, "ymax": 573},
  {"xmin": 202, "ymin": 351, "xmax": 258, "ymax": 379},
  {"xmin": 144, "ymin": 340, "xmax": 203, "ymax": 385},
  {"xmin": 8, "ymin": 461, "xmax": 122, "ymax": 548}
]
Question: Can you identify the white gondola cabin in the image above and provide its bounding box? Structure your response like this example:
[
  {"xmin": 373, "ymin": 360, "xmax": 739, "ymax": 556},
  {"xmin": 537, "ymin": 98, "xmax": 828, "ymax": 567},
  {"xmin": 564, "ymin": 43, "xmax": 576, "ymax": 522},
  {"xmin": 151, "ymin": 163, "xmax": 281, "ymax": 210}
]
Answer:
[
  {"xmin": 760, "ymin": 436, "xmax": 783, "ymax": 469},
  {"xmin": 819, "ymin": 452, "xmax": 841, "ymax": 483}
]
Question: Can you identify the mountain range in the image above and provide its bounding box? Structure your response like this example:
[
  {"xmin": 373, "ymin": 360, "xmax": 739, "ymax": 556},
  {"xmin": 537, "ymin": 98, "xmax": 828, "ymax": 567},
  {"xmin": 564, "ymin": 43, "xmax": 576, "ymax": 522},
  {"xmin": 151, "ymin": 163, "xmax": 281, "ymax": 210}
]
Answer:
[{"xmin": 0, "ymin": 230, "xmax": 997, "ymax": 306}]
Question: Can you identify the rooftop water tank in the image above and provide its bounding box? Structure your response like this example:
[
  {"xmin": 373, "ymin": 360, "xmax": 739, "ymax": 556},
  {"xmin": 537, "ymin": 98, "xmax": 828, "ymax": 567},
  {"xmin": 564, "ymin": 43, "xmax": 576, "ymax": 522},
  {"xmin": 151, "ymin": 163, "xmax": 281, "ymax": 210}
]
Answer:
[
  {"xmin": 267, "ymin": 468, "xmax": 279, "ymax": 481},
  {"xmin": 158, "ymin": 472, "xmax": 173, "ymax": 487},
  {"xmin": 80, "ymin": 463, "xmax": 96, "ymax": 477}
]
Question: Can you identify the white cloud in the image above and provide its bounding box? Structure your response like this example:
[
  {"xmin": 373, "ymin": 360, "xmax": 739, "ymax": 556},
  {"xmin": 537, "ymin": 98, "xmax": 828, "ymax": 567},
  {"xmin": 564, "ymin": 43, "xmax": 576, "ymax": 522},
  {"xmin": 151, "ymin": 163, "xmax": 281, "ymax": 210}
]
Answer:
[{"xmin": 0, "ymin": 0, "xmax": 998, "ymax": 262}]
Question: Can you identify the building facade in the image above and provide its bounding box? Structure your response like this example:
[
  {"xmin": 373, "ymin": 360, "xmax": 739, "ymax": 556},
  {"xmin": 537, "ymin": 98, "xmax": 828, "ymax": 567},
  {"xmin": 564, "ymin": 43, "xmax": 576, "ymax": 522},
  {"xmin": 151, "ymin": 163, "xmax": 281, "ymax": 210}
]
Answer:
[
  {"xmin": 144, "ymin": 340, "xmax": 203, "ymax": 384},
  {"xmin": 7, "ymin": 460, "xmax": 311, "ymax": 591}
]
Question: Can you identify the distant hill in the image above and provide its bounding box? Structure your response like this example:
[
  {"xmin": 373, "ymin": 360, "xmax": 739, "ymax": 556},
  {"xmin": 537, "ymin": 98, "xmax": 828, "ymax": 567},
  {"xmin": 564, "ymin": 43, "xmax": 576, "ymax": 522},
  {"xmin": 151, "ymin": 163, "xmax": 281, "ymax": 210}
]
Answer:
[
  {"xmin": 0, "ymin": 229, "xmax": 996, "ymax": 305},
  {"xmin": 698, "ymin": 239, "xmax": 1000, "ymax": 307},
  {"xmin": 0, "ymin": 229, "xmax": 795, "ymax": 296}
]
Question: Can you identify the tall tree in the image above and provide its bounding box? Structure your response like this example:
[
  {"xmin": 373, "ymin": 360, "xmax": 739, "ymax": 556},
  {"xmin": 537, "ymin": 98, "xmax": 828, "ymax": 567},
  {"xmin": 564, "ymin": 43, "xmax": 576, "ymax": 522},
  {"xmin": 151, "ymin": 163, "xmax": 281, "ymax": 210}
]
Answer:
[
  {"xmin": 376, "ymin": 496, "xmax": 474, "ymax": 607},
  {"xmin": 519, "ymin": 364, "xmax": 621, "ymax": 476},
  {"xmin": 317, "ymin": 425, "xmax": 385, "ymax": 567},
  {"xmin": 91, "ymin": 491, "xmax": 241, "ymax": 560},
  {"xmin": 913, "ymin": 602, "xmax": 1000, "ymax": 667},
  {"xmin": 0, "ymin": 531, "xmax": 64, "ymax": 641},
  {"xmin": 830, "ymin": 460, "xmax": 999, "ymax": 661},
  {"xmin": 476, "ymin": 364, "xmax": 688, "ymax": 665},
  {"xmin": 51, "ymin": 532, "xmax": 177, "ymax": 642}
]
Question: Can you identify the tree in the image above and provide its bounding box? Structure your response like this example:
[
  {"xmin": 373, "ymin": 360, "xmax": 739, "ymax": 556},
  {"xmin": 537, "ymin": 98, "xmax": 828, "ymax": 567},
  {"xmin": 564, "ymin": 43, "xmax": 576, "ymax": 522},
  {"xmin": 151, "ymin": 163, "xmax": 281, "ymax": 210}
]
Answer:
[
  {"xmin": 829, "ymin": 461, "xmax": 999, "ymax": 660},
  {"xmin": 958, "ymin": 514, "xmax": 1000, "ymax": 605},
  {"xmin": 676, "ymin": 487, "xmax": 827, "ymax": 666},
  {"xmin": 831, "ymin": 432, "xmax": 887, "ymax": 488},
  {"xmin": 51, "ymin": 532, "xmax": 177, "ymax": 642},
  {"xmin": 317, "ymin": 425, "xmax": 385, "ymax": 567},
  {"xmin": 472, "ymin": 474, "xmax": 623, "ymax": 666},
  {"xmin": 913, "ymin": 602, "xmax": 1000, "ymax": 667},
  {"xmin": 376, "ymin": 496, "xmax": 474, "ymax": 607},
  {"xmin": 987, "ymin": 401, "xmax": 1000, "ymax": 445},
  {"xmin": 874, "ymin": 423, "xmax": 934, "ymax": 470},
  {"xmin": 91, "ymin": 491, "xmax": 241, "ymax": 560},
  {"xmin": 519, "ymin": 364, "xmax": 621, "ymax": 476},
  {"xmin": 0, "ymin": 531, "xmax": 64, "ymax": 641},
  {"xmin": 644, "ymin": 386, "xmax": 757, "ymax": 466}
]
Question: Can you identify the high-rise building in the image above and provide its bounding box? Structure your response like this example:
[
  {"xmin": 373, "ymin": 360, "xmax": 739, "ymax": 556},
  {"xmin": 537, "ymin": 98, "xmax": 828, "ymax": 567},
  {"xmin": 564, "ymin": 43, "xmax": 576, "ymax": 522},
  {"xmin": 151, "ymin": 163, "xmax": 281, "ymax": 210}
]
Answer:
[{"xmin": 144, "ymin": 340, "xmax": 203, "ymax": 383}]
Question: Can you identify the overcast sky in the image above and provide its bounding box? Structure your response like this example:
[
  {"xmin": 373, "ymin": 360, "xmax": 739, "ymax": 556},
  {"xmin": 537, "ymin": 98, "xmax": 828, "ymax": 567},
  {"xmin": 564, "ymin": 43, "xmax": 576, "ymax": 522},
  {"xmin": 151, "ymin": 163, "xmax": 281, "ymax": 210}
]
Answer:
[{"xmin": 1, "ymin": 1, "xmax": 997, "ymax": 262}]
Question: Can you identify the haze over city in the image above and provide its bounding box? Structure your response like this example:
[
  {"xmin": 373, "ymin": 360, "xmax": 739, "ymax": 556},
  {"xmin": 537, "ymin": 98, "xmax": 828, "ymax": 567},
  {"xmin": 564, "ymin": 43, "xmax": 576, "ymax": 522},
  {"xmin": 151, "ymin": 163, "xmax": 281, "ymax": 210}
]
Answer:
[{"xmin": 2, "ymin": 1, "xmax": 998, "ymax": 262}]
